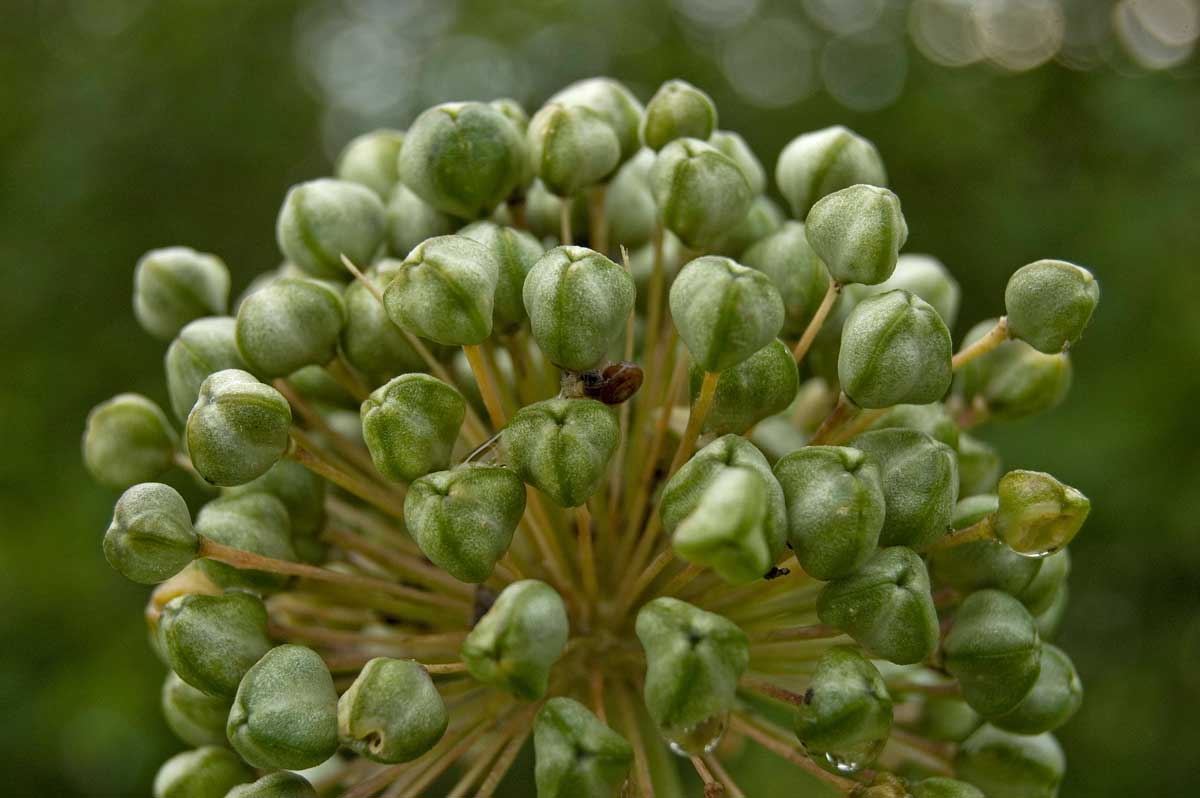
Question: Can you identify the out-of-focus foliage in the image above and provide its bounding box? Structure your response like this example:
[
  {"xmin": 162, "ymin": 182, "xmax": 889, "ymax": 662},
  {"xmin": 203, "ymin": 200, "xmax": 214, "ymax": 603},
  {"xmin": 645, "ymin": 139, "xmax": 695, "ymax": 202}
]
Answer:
[{"xmin": 0, "ymin": 1, "xmax": 1196, "ymax": 796}]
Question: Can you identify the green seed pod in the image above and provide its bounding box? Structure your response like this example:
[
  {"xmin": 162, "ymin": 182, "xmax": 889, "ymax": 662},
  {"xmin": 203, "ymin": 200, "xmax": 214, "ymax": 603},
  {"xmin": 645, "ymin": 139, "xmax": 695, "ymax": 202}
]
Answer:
[
  {"xmin": 929, "ymin": 496, "xmax": 1042, "ymax": 599},
  {"xmin": 1017, "ymin": 550, "xmax": 1070, "ymax": 615},
  {"xmin": 225, "ymin": 457, "xmax": 325, "ymax": 545},
  {"xmin": 404, "ymin": 465, "xmax": 526, "ymax": 583},
  {"xmin": 1005, "ymin": 260, "xmax": 1099, "ymax": 353},
  {"xmin": 956, "ymin": 434, "xmax": 1002, "ymax": 497},
  {"xmin": 159, "ymin": 591, "xmax": 272, "ymax": 697},
  {"xmin": 641, "ymin": 79, "xmax": 717, "ymax": 151},
  {"xmin": 503, "ymin": 398, "xmax": 619, "ymax": 507},
  {"xmin": 462, "ymin": 580, "xmax": 569, "ymax": 700},
  {"xmin": 523, "ymin": 246, "xmax": 635, "ymax": 371},
  {"xmin": 709, "ymin": 130, "xmax": 766, "ymax": 195},
  {"xmin": 956, "ymin": 321, "xmax": 1072, "ymax": 421},
  {"xmin": 995, "ymin": 470, "xmax": 1090, "ymax": 557},
  {"xmin": 635, "ymin": 597, "xmax": 749, "ymax": 748},
  {"xmin": 548, "ymin": 77, "xmax": 645, "ymax": 163},
  {"xmin": 670, "ymin": 255, "xmax": 784, "ymax": 373},
  {"xmin": 228, "ymin": 644, "xmax": 339, "ymax": 769},
  {"xmin": 708, "ymin": 194, "xmax": 785, "ymax": 259},
  {"xmin": 340, "ymin": 275, "xmax": 427, "ymax": 383},
  {"xmin": 165, "ymin": 316, "xmax": 248, "ymax": 422},
  {"xmin": 134, "ymin": 247, "xmax": 231, "ymax": 340},
  {"xmin": 226, "ymin": 772, "xmax": 318, "ymax": 798},
  {"xmin": 525, "ymin": 179, "xmax": 588, "ymax": 241},
  {"xmin": 235, "ymin": 277, "xmax": 345, "ymax": 379},
  {"xmin": 83, "ymin": 393, "xmax": 178, "ymax": 490},
  {"xmin": 153, "ymin": 746, "xmax": 253, "ymax": 798},
  {"xmin": 851, "ymin": 429, "xmax": 958, "ymax": 550},
  {"xmin": 915, "ymin": 695, "xmax": 982, "ymax": 743},
  {"xmin": 650, "ymin": 138, "xmax": 753, "ymax": 250},
  {"xmin": 911, "ymin": 778, "xmax": 985, "ymax": 798},
  {"xmin": 839, "ymin": 290, "xmax": 952, "ymax": 408},
  {"xmin": 335, "ymin": 129, "xmax": 404, "ymax": 198},
  {"xmin": 399, "ymin": 102, "xmax": 528, "ymax": 219},
  {"xmin": 528, "ymin": 102, "xmax": 621, "ymax": 196},
  {"xmin": 817, "ymin": 546, "xmax": 939, "ymax": 665},
  {"xmin": 869, "ymin": 402, "xmax": 960, "ymax": 450},
  {"xmin": 491, "ymin": 97, "xmax": 529, "ymax": 131},
  {"xmin": 384, "ymin": 182, "xmax": 459, "ymax": 258},
  {"xmin": 361, "ymin": 374, "xmax": 465, "ymax": 482},
  {"xmin": 690, "ymin": 338, "xmax": 798, "ymax": 435},
  {"xmin": 742, "ymin": 222, "xmax": 832, "ymax": 338},
  {"xmin": 774, "ymin": 446, "xmax": 885, "ymax": 580},
  {"xmin": 195, "ymin": 492, "xmax": 295, "ymax": 592},
  {"xmin": 185, "ymin": 369, "xmax": 292, "ymax": 486},
  {"xmin": 660, "ymin": 435, "xmax": 787, "ymax": 563},
  {"xmin": 1034, "ymin": 583, "xmax": 1069, "ymax": 641},
  {"xmin": 338, "ymin": 657, "xmax": 448, "ymax": 763},
  {"xmin": 460, "ymin": 220, "xmax": 544, "ymax": 332},
  {"xmin": 870, "ymin": 254, "xmax": 961, "ymax": 328},
  {"xmin": 604, "ymin": 148, "xmax": 657, "ymax": 251},
  {"xmin": 673, "ymin": 467, "xmax": 772, "ymax": 584},
  {"xmin": 162, "ymin": 671, "xmax": 233, "ymax": 748},
  {"xmin": 382, "ymin": 234, "xmax": 499, "ymax": 346},
  {"xmin": 794, "ymin": 647, "xmax": 893, "ymax": 773},
  {"xmin": 991, "ymin": 643, "xmax": 1082, "ymax": 734},
  {"xmin": 943, "ymin": 590, "xmax": 1041, "ymax": 717},
  {"xmin": 534, "ymin": 697, "xmax": 633, "ymax": 798},
  {"xmin": 103, "ymin": 482, "xmax": 198, "ymax": 584},
  {"xmin": 805, "ymin": 185, "xmax": 907, "ymax": 286},
  {"xmin": 955, "ymin": 726, "xmax": 1064, "ymax": 798},
  {"xmin": 776, "ymin": 126, "xmax": 888, "ymax": 218},
  {"xmin": 276, "ymin": 179, "xmax": 386, "ymax": 280}
]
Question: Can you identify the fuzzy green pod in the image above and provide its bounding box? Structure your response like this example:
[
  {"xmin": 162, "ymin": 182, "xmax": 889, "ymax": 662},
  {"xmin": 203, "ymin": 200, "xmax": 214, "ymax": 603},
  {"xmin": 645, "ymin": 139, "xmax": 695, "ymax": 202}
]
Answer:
[
  {"xmin": 995, "ymin": 470, "xmax": 1090, "ymax": 557},
  {"xmin": 503, "ymin": 398, "xmax": 619, "ymax": 507},
  {"xmin": 869, "ymin": 254, "xmax": 961, "ymax": 328},
  {"xmin": 404, "ymin": 465, "xmax": 526, "ymax": 583},
  {"xmin": 185, "ymin": 369, "xmax": 292, "ymax": 486},
  {"xmin": 399, "ymin": 102, "xmax": 528, "ymax": 219},
  {"xmin": 165, "ymin": 317, "xmax": 248, "ymax": 422},
  {"xmin": 225, "ymin": 458, "xmax": 325, "ymax": 544},
  {"xmin": 955, "ymin": 726, "xmax": 1065, "ymax": 798},
  {"xmin": 851, "ymin": 428, "xmax": 958, "ymax": 550},
  {"xmin": 915, "ymin": 696, "xmax": 983, "ymax": 743},
  {"xmin": 956, "ymin": 434, "xmax": 1002, "ymax": 497},
  {"xmin": 1005, "ymin": 260, "xmax": 1099, "ymax": 353},
  {"xmin": 234, "ymin": 276, "xmax": 345, "ymax": 379},
  {"xmin": 226, "ymin": 772, "xmax": 318, "ymax": 798},
  {"xmin": 153, "ymin": 747, "xmax": 252, "ymax": 798},
  {"xmin": 159, "ymin": 591, "xmax": 272, "ymax": 697},
  {"xmin": 525, "ymin": 179, "xmax": 588, "ymax": 241},
  {"xmin": 670, "ymin": 255, "xmax": 784, "ymax": 373},
  {"xmin": 335, "ymin": 129, "xmax": 404, "ymax": 198},
  {"xmin": 462, "ymin": 580, "xmax": 569, "ymax": 700},
  {"xmin": 162, "ymin": 672, "xmax": 233, "ymax": 748},
  {"xmin": 84, "ymin": 394, "xmax": 178, "ymax": 490},
  {"xmin": 651, "ymin": 138, "xmax": 753, "ymax": 250},
  {"xmin": 340, "ymin": 275, "xmax": 427, "ymax": 382},
  {"xmin": 805, "ymin": 185, "xmax": 906, "ymax": 286},
  {"xmin": 195, "ymin": 492, "xmax": 295, "ymax": 592},
  {"xmin": 523, "ymin": 246, "xmax": 635, "ymax": 371},
  {"xmin": 930, "ymin": 496, "xmax": 1042, "ymax": 599},
  {"xmin": 134, "ymin": 247, "xmax": 231, "ymax": 340},
  {"xmin": 384, "ymin": 183, "xmax": 459, "ymax": 258},
  {"xmin": 491, "ymin": 97, "xmax": 529, "ymax": 131},
  {"xmin": 1017, "ymin": 550, "xmax": 1070, "ymax": 615},
  {"xmin": 911, "ymin": 778, "xmax": 985, "ymax": 798},
  {"xmin": 635, "ymin": 597, "xmax": 749, "ymax": 748},
  {"xmin": 839, "ymin": 290, "xmax": 952, "ymax": 408},
  {"xmin": 276, "ymin": 179, "xmax": 386, "ymax": 280},
  {"xmin": 742, "ymin": 221, "xmax": 831, "ymax": 337},
  {"xmin": 774, "ymin": 446, "xmax": 885, "ymax": 580},
  {"xmin": 549, "ymin": 77, "xmax": 645, "ymax": 163},
  {"xmin": 641, "ymin": 79, "xmax": 717, "ymax": 151},
  {"xmin": 690, "ymin": 338, "xmax": 798, "ymax": 435},
  {"xmin": 227, "ymin": 644, "xmax": 339, "ymax": 770},
  {"xmin": 943, "ymin": 590, "xmax": 1042, "ymax": 717},
  {"xmin": 1035, "ymin": 583, "xmax": 1069, "ymax": 641},
  {"xmin": 660, "ymin": 434, "xmax": 787, "ymax": 563},
  {"xmin": 673, "ymin": 467, "xmax": 772, "ymax": 584},
  {"xmin": 956, "ymin": 321, "xmax": 1072, "ymax": 421},
  {"xmin": 534, "ymin": 697, "xmax": 633, "ymax": 798},
  {"xmin": 991, "ymin": 643, "xmax": 1082, "ymax": 734},
  {"xmin": 104, "ymin": 482, "xmax": 198, "ymax": 584},
  {"xmin": 528, "ymin": 102, "xmax": 621, "ymax": 196},
  {"xmin": 604, "ymin": 148, "xmax": 657, "ymax": 251},
  {"xmin": 361, "ymin": 374, "xmax": 465, "ymax": 482},
  {"xmin": 460, "ymin": 220, "xmax": 544, "ymax": 332},
  {"xmin": 794, "ymin": 647, "xmax": 893, "ymax": 773},
  {"xmin": 338, "ymin": 657, "xmax": 448, "ymax": 763},
  {"xmin": 709, "ymin": 130, "xmax": 766, "ymax": 195},
  {"xmin": 382, "ymin": 234, "xmax": 499, "ymax": 346},
  {"xmin": 869, "ymin": 402, "xmax": 960, "ymax": 450},
  {"xmin": 817, "ymin": 546, "xmax": 939, "ymax": 665},
  {"xmin": 708, "ymin": 194, "xmax": 785, "ymax": 259},
  {"xmin": 776, "ymin": 126, "xmax": 888, "ymax": 218}
]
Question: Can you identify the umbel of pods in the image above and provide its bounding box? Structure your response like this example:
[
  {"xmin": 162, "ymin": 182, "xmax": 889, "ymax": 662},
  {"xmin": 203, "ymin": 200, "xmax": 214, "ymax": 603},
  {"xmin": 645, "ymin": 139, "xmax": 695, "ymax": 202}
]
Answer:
[{"xmin": 90, "ymin": 76, "xmax": 1098, "ymax": 798}]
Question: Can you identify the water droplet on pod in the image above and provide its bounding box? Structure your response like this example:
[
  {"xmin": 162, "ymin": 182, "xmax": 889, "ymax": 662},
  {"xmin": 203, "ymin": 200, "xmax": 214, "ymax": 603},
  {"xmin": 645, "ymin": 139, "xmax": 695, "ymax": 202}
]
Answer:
[
  {"xmin": 820, "ymin": 738, "xmax": 886, "ymax": 774},
  {"xmin": 664, "ymin": 713, "xmax": 728, "ymax": 757}
]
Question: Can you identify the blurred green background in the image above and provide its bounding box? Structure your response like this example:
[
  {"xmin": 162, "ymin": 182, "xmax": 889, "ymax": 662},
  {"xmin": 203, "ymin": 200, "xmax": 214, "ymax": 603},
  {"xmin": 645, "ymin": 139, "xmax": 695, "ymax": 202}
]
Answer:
[{"xmin": 2, "ymin": 0, "xmax": 1197, "ymax": 795}]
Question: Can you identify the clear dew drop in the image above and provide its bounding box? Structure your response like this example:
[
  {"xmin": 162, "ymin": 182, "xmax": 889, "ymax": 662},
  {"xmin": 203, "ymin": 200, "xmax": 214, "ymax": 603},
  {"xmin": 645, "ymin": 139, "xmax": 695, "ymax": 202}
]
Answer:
[
  {"xmin": 820, "ymin": 737, "xmax": 886, "ymax": 774},
  {"xmin": 664, "ymin": 713, "xmax": 728, "ymax": 758},
  {"xmin": 1012, "ymin": 545, "xmax": 1058, "ymax": 559}
]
